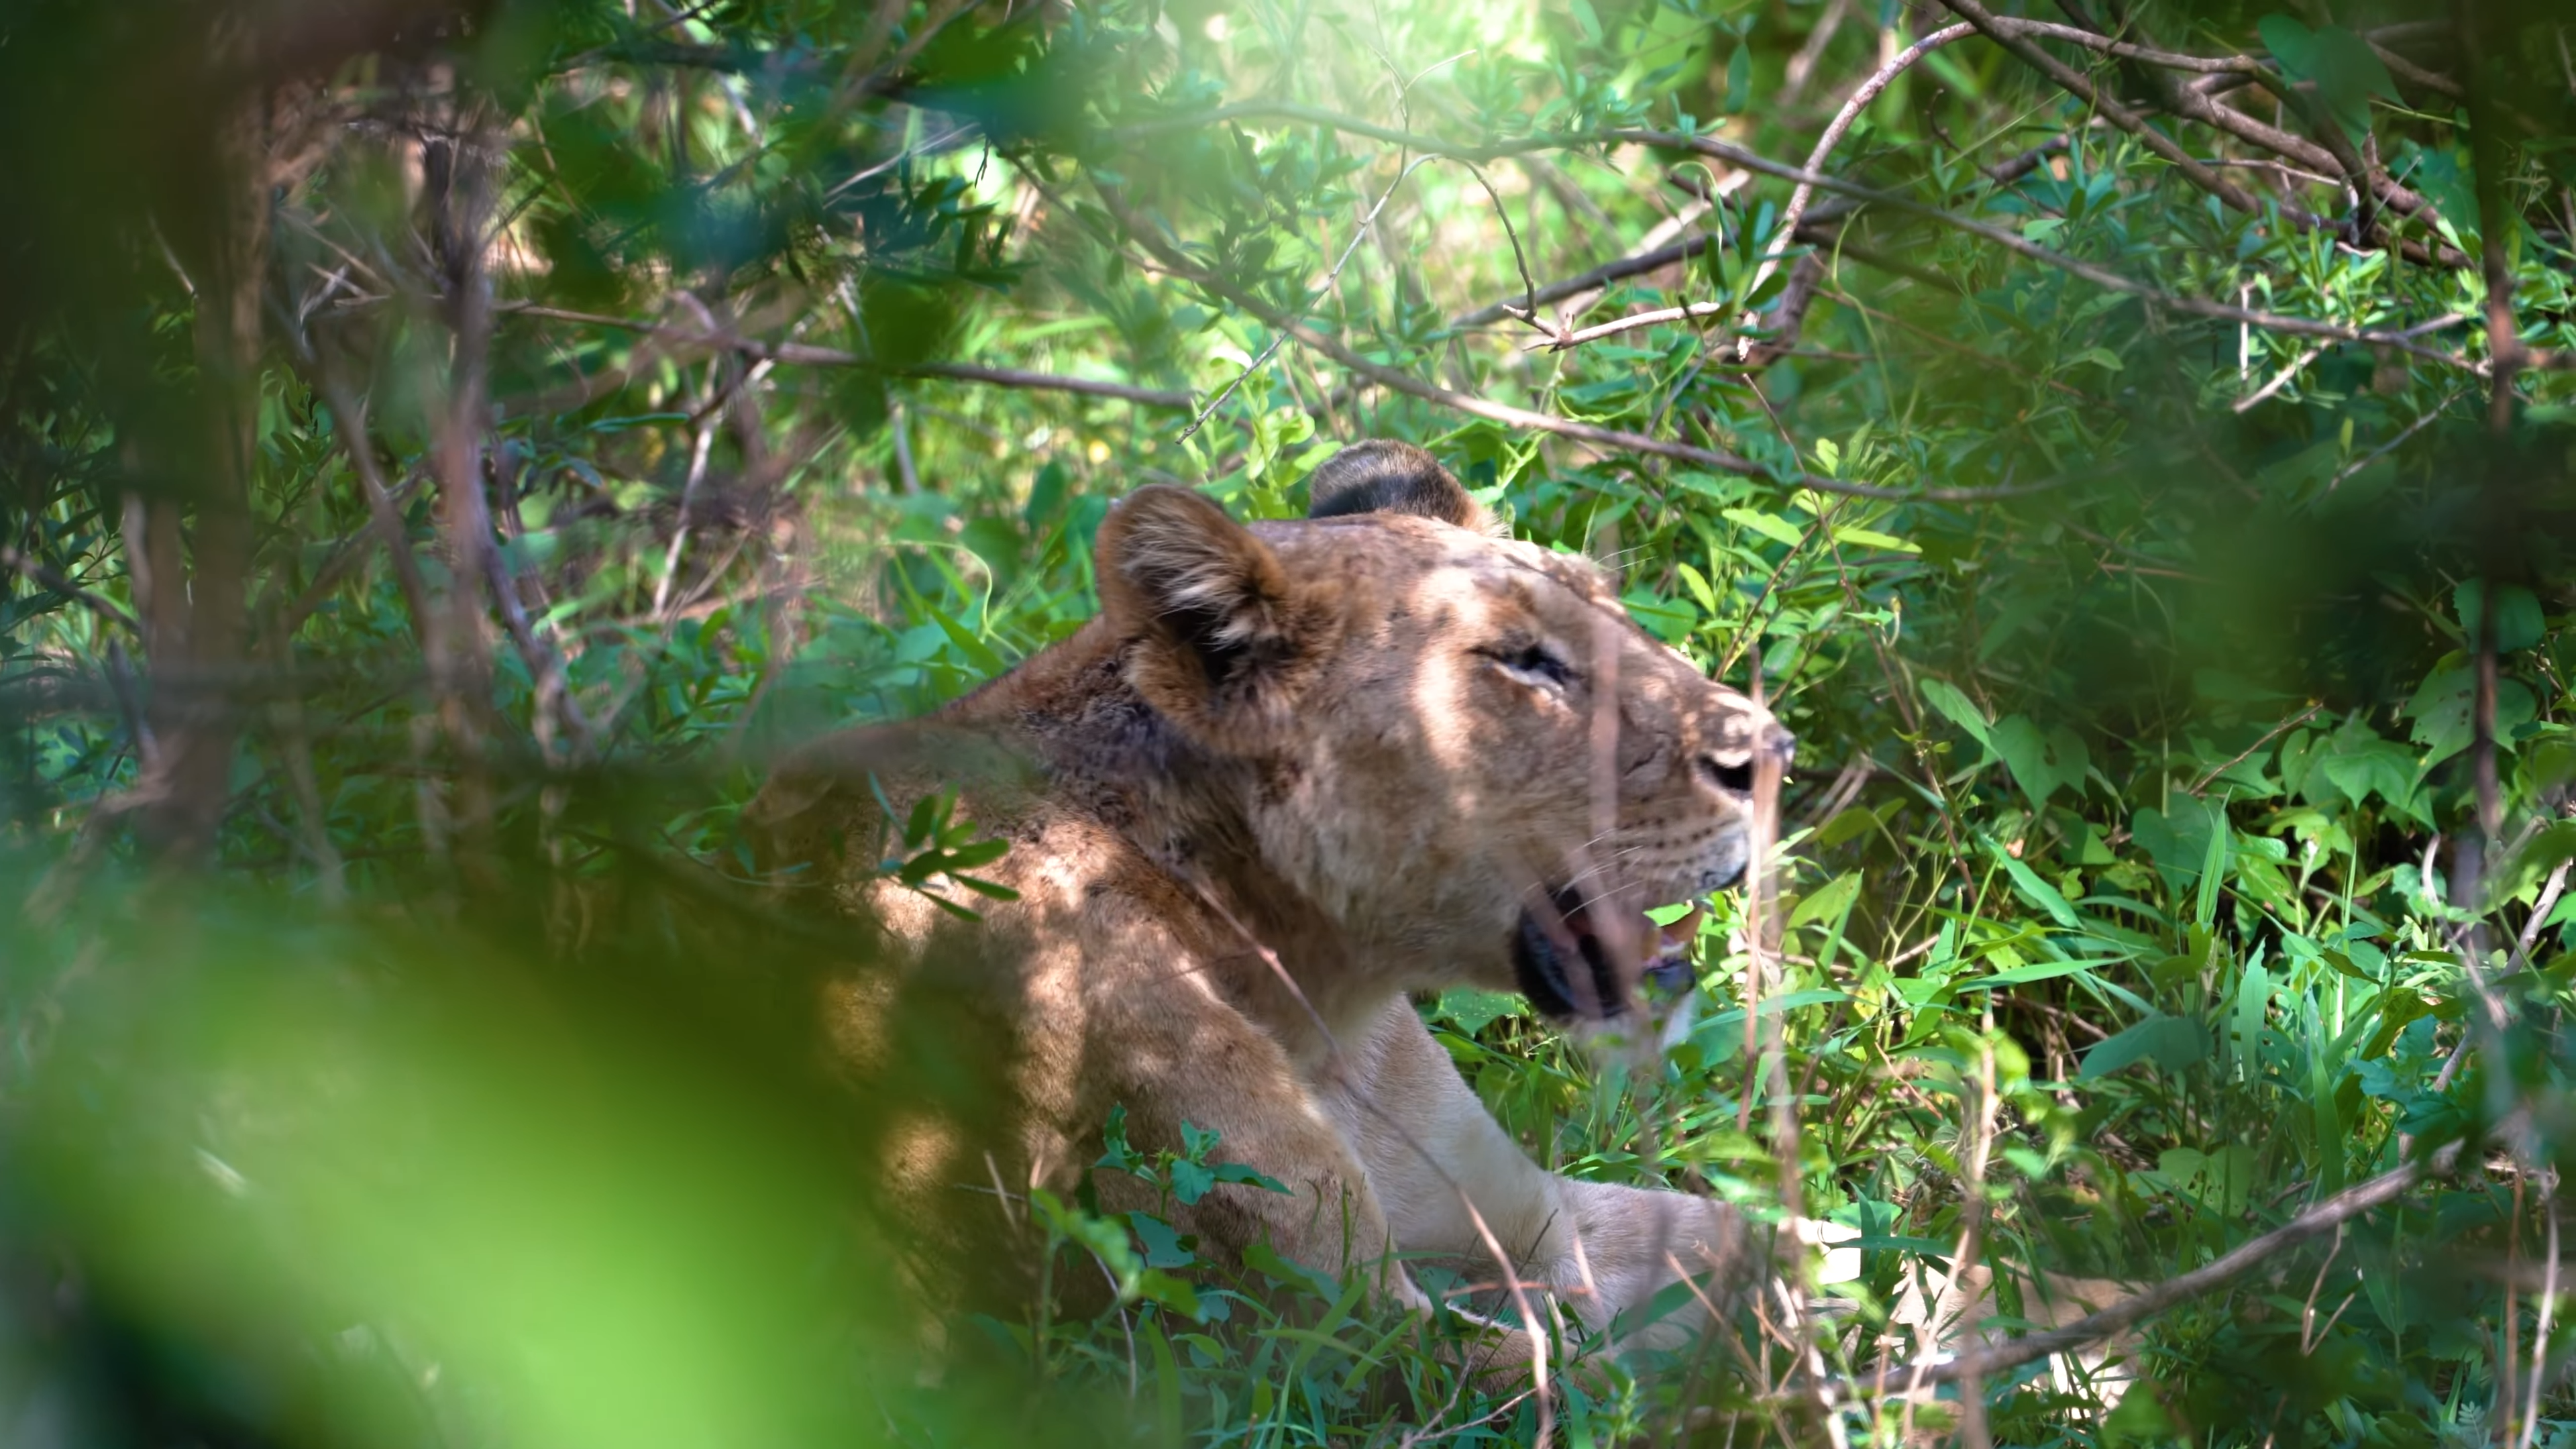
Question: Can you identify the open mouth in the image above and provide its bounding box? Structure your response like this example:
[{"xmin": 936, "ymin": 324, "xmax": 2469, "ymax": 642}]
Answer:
[{"xmin": 1511, "ymin": 891, "xmax": 1709, "ymax": 1021}]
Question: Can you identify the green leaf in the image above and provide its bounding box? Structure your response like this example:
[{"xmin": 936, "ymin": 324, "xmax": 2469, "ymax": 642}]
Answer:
[
  {"xmin": 1789, "ymin": 870, "xmax": 1862, "ymax": 930},
  {"xmin": 1832, "ymin": 525, "xmax": 1919, "ymax": 553},
  {"xmin": 2194, "ymin": 804, "xmax": 2231, "ymax": 930},
  {"xmin": 1126, "ymin": 1212, "xmax": 1196, "ymax": 1269},
  {"xmin": 1433, "ymin": 987, "xmax": 1523, "ymax": 1034},
  {"xmin": 1957, "ymin": 956, "xmax": 2115, "ymax": 989},
  {"xmin": 2231, "ymin": 949, "xmax": 2271, "ymax": 1082},
  {"xmin": 2405, "ymin": 666, "xmax": 2538, "ymax": 767},
  {"xmin": 2316, "ymin": 718, "xmax": 2428, "ymax": 821},
  {"xmin": 1130, "ymin": 1269, "xmax": 1203, "ymax": 1319},
  {"xmin": 1096, "ymin": 1103, "xmax": 1142, "ymax": 1175},
  {"xmin": 1919, "ymin": 678, "xmax": 1992, "ymax": 751},
  {"xmin": 2257, "ymin": 15, "xmax": 2318, "ymax": 80},
  {"xmin": 902, "ymin": 792, "xmax": 940, "ymax": 847},
  {"xmin": 1167, "ymin": 1157, "xmax": 1216, "ymax": 1205},
  {"xmin": 1990, "ymin": 716, "xmax": 2088, "ymax": 808},
  {"xmin": 1242, "ymin": 1241, "xmax": 1339, "ymax": 1300},
  {"xmin": 2455, "ymin": 580, "xmax": 2546, "ymax": 653},
  {"xmin": 1723, "ymin": 507, "xmax": 1807, "ymax": 547},
  {"xmin": 2308, "ymin": 25, "xmax": 2400, "ymax": 138},
  {"xmin": 1210, "ymin": 1161, "xmax": 1290, "ymax": 1195},
  {"xmin": 1674, "ymin": 560, "xmax": 1719, "ymax": 614},
  {"xmin": 2080, "ymin": 1015, "xmax": 2212, "ymax": 1079},
  {"xmin": 941, "ymin": 838, "xmax": 1010, "ymax": 871},
  {"xmin": 1991, "ymin": 847, "xmax": 2080, "ymax": 928}
]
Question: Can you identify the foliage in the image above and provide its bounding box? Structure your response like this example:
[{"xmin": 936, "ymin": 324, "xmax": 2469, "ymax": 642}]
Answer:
[{"xmin": 5, "ymin": 0, "xmax": 2576, "ymax": 1445}]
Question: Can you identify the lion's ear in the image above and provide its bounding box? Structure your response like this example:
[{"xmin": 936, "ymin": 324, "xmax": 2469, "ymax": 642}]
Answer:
[
  {"xmin": 1305, "ymin": 440, "xmax": 1490, "ymax": 531},
  {"xmin": 1097, "ymin": 486, "xmax": 1326, "ymax": 745}
]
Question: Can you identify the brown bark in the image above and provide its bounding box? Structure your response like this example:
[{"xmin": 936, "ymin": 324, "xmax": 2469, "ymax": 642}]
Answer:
[{"xmin": 133, "ymin": 34, "xmax": 268, "ymax": 868}]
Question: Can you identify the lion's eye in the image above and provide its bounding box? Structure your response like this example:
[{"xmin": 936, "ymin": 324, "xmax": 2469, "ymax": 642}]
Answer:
[{"xmin": 1488, "ymin": 641, "xmax": 1576, "ymax": 692}]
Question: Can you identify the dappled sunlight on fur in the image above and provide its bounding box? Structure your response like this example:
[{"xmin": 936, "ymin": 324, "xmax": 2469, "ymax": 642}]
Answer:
[{"xmin": 751, "ymin": 441, "xmax": 1796, "ymax": 1385}]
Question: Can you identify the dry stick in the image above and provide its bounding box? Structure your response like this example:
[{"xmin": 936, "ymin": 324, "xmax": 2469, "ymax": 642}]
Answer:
[
  {"xmin": 2194, "ymin": 81, "xmax": 2454, "ymax": 262},
  {"xmin": 270, "ymin": 476, "xmax": 429, "ymax": 640},
  {"xmin": 1947, "ymin": 1036, "xmax": 2000, "ymax": 1449},
  {"xmin": 1087, "ymin": 184, "xmax": 2032, "ymax": 505},
  {"xmin": 1497, "ymin": 207, "xmax": 1862, "ymax": 348},
  {"xmin": 1786, "ymin": 1155, "xmax": 2433, "ymax": 1407},
  {"xmin": 2466, "ymin": 17, "xmax": 2530, "ymax": 434},
  {"xmin": 2373, "ymin": 39, "xmax": 2463, "ymax": 99},
  {"xmin": 425, "ymin": 119, "xmax": 504, "ymax": 858},
  {"xmin": 310, "ymin": 383, "xmax": 445, "ymax": 662},
  {"xmin": 1743, "ymin": 705, "xmax": 1819, "ymax": 1417},
  {"xmin": 1733, "ymin": 22, "xmax": 1978, "ymax": 347},
  {"xmin": 480, "ymin": 525, "xmax": 600, "ymax": 761},
  {"xmin": 1460, "ymin": 158, "xmax": 1556, "ymax": 335},
  {"xmin": 2521, "ymin": 1193, "xmax": 2560, "ymax": 1449},
  {"xmin": 1132, "ymin": 105, "xmax": 2483, "ymax": 368},
  {"xmin": 2519, "ymin": 861, "xmax": 2571, "ymax": 969}
]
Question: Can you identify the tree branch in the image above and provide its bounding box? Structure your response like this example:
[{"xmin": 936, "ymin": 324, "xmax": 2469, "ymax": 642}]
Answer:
[
  {"xmin": 1935, "ymin": 0, "xmax": 2268, "ymax": 217},
  {"xmin": 500, "ymin": 303, "xmax": 1193, "ymax": 407},
  {"xmin": 1084, "ymin": 182, "xmax": 2035, "ymax": 504},
  {"xmin": 1741, "ymin": 23, "xmax": 1977, "ymax": 329},
  {"xmin": 1114, "ymin": 105, "xmax": 2483, "ymax": 364}
]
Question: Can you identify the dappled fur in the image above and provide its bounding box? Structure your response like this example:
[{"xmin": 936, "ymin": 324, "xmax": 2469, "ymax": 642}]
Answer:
[{"xmin": 752, "ymin": 445, "xmax": 1796, "ymax": 1366}]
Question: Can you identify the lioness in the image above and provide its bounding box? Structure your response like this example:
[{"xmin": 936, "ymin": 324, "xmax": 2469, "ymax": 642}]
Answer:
[{"xmin": 753, "ymin": 441, "xmax": 1794, "ymax": 1362}]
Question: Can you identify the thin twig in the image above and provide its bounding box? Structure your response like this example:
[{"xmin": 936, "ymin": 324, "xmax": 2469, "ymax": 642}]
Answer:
[
  {"xmin": 2328, "ymin": 390, "xmax": 2467, "ymax": 491},
  {"xmin": 1790, "ymin": 1155, "xmax": 2434, "ymax": 1407},
  {"xmin": 2188, "ymin": 702, "xmax": 2320, "ymax": 796}
]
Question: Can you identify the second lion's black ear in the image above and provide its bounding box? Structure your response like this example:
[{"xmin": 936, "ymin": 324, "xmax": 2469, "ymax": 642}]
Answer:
[{"xmin": 1305, "ymin": 441, "xmax": 1489, "ymax": 530}]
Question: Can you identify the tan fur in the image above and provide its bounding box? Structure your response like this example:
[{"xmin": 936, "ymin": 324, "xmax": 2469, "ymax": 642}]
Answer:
[{"xmin": 752, "ymin": 444, "xmax": 1796, "ymax": 1363}]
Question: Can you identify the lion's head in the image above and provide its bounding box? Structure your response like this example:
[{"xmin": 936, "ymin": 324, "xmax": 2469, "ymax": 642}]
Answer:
[{"xmin": 1095, "ymin": 441, "xmax": 1793, "ymax": 1022}]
